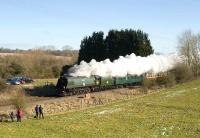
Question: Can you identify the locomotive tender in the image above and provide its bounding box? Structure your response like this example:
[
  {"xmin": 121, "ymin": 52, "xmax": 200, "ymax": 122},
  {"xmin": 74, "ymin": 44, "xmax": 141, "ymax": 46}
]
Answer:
[{"xmin": 56, "ymin": 74, "xmax": 144, "ymax": 96}]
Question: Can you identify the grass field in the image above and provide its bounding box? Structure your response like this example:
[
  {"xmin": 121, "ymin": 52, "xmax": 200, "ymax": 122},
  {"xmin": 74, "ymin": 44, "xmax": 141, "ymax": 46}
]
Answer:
[
  {"xmin": 31, "ymin": 78, "xmax": 58, "ymax": 87},
  {"xmin": 0, "ymin": 78, "xmax": 200, "ymax": 138},
  {"xmin": 22, "ymin": 78, "xmax": 58, "ymax": 96}
]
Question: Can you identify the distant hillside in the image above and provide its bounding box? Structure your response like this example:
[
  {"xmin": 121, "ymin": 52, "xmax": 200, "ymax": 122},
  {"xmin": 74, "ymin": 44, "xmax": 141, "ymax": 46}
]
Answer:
[{"xmin": 0, "ymin": 49, "xmax": 78, "ymax": 79}]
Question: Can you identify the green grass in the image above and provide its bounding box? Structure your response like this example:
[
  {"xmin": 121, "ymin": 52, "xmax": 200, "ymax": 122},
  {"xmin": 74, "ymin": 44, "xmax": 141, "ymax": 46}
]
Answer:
[
  {"xmin": 21, "ymin": 78, "xmax": 58, "ymax": 96},
  {"xmin": 32, "ymin": 79, "xmax": 58, "ymax": 87},
  {"xmin": 1, "ymin": 79, "xmax": 200, "ymax": 138}
]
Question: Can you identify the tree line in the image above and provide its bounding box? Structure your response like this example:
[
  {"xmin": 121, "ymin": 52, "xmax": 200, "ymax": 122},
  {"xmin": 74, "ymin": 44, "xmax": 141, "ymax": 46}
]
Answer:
[
  {"xmin": 78, "ymin": 29, "xmax": 154, "ymax": 63},
  {"xmin": 0, "ymin": 46, "xmax": 79, "ymax": 57}
]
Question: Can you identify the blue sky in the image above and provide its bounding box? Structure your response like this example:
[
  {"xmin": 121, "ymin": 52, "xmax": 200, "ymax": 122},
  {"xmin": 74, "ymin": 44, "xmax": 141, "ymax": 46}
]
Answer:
[{"xmin": 0, "ymin": 0, "xmax": 199, "ymax": 53}]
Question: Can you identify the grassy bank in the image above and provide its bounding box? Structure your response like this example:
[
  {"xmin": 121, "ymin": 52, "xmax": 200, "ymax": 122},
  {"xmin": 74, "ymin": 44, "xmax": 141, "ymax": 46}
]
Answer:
[{"xmin": 0, "ymin": 78, "xmax": 200, "ymax": 137}]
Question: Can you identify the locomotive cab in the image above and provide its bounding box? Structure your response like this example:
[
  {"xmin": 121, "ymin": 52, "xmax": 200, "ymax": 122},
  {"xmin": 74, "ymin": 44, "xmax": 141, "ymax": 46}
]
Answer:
[{"xmin": 56, "ymin": 76, "xmax": 68, "ymax": 96}]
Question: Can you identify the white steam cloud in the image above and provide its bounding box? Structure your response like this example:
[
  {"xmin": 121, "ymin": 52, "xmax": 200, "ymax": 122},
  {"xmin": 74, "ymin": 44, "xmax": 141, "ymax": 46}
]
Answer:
[{"xmin": 69, "ymin": 53, "xmax": 179, "ymax": 77}]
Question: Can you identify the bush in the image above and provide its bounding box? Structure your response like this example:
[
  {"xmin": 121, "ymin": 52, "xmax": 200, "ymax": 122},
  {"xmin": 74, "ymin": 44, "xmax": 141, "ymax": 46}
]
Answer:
[
  {"xmin": 142, "ymin": 78, "xmax": 157, "ymax": 93},
  {"xmin": 12, "ymin": 91, "xmax": 27, "ymax": 110},
  {"xmin": 156, "ymin": 73, "xmax": 176, "ymax": 87},
  {"xmin": 0, "ymin": 86, "xmax": 25, "ymax": 106},
  {"xmin": 0, "ymin": 65, "xmax": 9, "ymax": 78},
  {"xmin": 0, "ymin": 79, "xmax": 6, "ymax": 90},
  {"xmin": 9, "ymin": 62, "xmax": 24, "ymax": 76},
  {"xmin": 173, "ymin": 64, "xmax": 194, "ymax": 83},
  {"xmin": 167, "ymin": 73, "xmax": 176, "ymax": 87},
  {"xmin": 52, "ymin": 66, "xmax": 61, "ymax": 77}
]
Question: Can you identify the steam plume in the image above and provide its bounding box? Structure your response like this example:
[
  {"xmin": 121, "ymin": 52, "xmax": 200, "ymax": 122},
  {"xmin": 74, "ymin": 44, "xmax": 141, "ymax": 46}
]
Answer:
[{"xmin": 69, "ymin": 53, "xmax": 178, "ymax": 77}]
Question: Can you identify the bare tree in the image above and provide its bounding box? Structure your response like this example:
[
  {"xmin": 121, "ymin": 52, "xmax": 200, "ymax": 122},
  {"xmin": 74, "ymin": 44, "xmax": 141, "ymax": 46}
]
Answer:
[{"xmin": 178, "ymin": 30, "xmax": 200, "ymax": 76}]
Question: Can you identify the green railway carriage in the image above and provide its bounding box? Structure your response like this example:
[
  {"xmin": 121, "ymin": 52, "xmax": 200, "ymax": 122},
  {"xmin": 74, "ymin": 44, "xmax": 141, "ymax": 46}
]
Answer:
[
  {"xmin": 115, "ymin": 75, "xmax": 144, "ymax": 85},
  {"xmin": 66, "ymin": 76, "xmax": 116, "ymax": 88},
  {"xmin": 66, "ymin": 76, "xmax": 97, "ymax": 88},
  {"xmin": 100, "ymin": 77, "xmax": 115, "ymax": 86}
]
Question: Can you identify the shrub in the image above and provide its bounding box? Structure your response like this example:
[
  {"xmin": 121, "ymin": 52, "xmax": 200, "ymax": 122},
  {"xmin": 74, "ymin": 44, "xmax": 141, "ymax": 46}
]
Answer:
[
  {"xmin": 52, "ymin": 66, "xmax": 61, "ymax": 77},
  {"xmin": 166, "ymin": 73, "xmax": 176, "ymax": 87},
  {"xmin": 12, "ymin": 91, "xmax": 27, "ymax": 110},
  {"xmin": 0, "ymin": 86, "xmax": 24, "ymax": 106},
  {"xmin": 0, "ymin": 79, "xmax": 6, "ymax": 90},
  {"xmin": 0, "ymin": 65, "xmax": 9, "ymax": 78},
  {"xmin": 156, "ymin": 73, "xmax": 176, "ymax": 87},
  {"xmin": 9, "ymin": 62, "xmax": 24, "ymax": 76},
  {"xmin": 173, "ymin": 64, "xmax": 194, "ymax": 83},
  {"xmin": 142, "ymin": 78, "xmax": 157, "ymax": 93}
]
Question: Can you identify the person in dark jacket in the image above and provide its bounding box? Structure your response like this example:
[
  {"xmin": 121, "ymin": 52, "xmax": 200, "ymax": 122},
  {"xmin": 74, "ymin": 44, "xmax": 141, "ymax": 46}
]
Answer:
[
  {"xmin": 35, "ymin": 105, "xmax": 39, "ymax": 119},
  {"xmin": 39, "ymin": 105, "xmax": 44, "ymax": 119},
  {"xmin": 10, "ymin": 112, "xmax": 14, "ymax": 122}
]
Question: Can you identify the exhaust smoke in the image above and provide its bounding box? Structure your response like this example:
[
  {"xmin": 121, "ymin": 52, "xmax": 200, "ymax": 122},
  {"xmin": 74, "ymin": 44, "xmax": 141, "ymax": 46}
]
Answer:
[{"xmin": 69, "ymin": 53, "xmax": 178, "ymax": 77}]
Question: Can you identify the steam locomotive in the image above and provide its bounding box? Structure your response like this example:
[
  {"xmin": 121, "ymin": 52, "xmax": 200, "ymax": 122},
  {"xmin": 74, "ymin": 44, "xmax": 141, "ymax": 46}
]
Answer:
[
  {"xmin": 56, "ymin": 74, "xmax": 144, "ymax": 96},
  {"xmin": 56, "ymin": 71, "xmax": 168, "ymax": 96}
]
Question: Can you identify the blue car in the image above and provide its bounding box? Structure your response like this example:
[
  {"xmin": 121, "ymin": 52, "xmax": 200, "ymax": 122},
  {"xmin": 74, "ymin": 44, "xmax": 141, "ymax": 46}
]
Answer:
[
  {"xmin": 6, "ymin": 77, "xmax": 22, "ymax": 85},
  {"xmin": 6, "ymin": 76, "xmax": 34, "ymax": 85}
]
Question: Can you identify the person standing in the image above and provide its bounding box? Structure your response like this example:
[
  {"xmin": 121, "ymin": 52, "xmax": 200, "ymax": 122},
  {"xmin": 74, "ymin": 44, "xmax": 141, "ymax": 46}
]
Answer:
[
  {"xmin": 39, "ymin": 105, "xmax": 44, "ymax": 119},
  {"xmin": 35, "ymin": 105, "xmax": 39, "ymax": 119},
  {"xmin": 16, "ymin": 109, "xmax": 20, "ymax": 122},
  {"xmin": 10, "ymin": 112, "xmax": 14, "ymax": 122},
  {"xmin": 16, "ymin": 108, "xmax": 23, "ymax": 122}
]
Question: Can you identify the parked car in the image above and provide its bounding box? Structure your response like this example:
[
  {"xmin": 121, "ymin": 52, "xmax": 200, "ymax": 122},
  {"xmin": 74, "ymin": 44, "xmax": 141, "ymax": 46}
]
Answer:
[
  {"xmin": 6, "ymin": 77, "xmax": 21, "ymax": 85},
  {"xmin": 6, "ymin": 76, "xmax": 34, "ymax": 85}
]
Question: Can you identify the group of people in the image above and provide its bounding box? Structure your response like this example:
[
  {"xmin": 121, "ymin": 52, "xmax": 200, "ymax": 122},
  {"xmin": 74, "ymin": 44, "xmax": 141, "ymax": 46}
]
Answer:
[
  {"xmin": 8, "ymin": 105, "xmax": 44, "ymax": 122},
  {"xmin": 34, "ymin": 105, "xmax": 44, "ymax": 119},
  {"xmin": 9, "ymin": 108, "xmax": 23, "ymax": 122}
]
